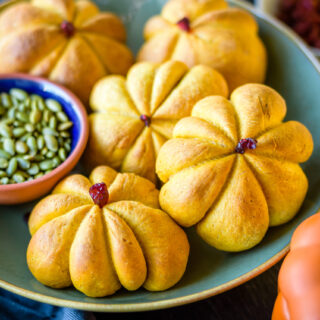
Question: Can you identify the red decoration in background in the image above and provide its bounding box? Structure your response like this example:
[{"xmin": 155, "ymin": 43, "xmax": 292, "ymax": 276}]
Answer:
[{"xmin": 278, "ymin": 0, "xmax": 320, "ymax": 48}]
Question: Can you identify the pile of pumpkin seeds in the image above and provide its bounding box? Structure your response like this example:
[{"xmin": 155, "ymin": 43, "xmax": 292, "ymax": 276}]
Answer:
[{"xmin": 0, "ymin": 88, "xmax": 73, "ymax": 185}]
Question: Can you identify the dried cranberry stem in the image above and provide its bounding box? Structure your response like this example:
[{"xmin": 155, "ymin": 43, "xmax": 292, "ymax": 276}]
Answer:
[
  {"xmin": 60, "ymin": 21, "xmax": 75, "ymax": 38},
  {"xmin": 140, "ymin": 114, "xmax": 151, "ymax": 127},
  {"xmin": 235, "ymin": 138, "xmax": 257, "ymax": 154},
  {"xmin": 177, "ymin": 17, "xmax": 191, "ymax": 32},
  {"xmin": 89, "ymin": 183, "xmax": 109, "ymax": 208}
]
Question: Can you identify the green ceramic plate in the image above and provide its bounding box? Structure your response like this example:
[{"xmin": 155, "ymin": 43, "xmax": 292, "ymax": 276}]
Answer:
[{"xmin": 1, "ymin": 0, "xmax": 320, "ymax": 312}]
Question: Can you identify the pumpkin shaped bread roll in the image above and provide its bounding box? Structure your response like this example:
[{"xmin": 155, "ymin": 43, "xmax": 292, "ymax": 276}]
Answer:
[
  {"xmin": 0, "ymin": 0, "xmax": 133, "ymax": 103},
  {"xmin": 27, "ymin": 166, "xmax": 189, "ymax": 297},
  {"xmin": 84, "ymin": 60, "xmax": 228, "ymax": 183},
  {"xmin": 138, "ymin": 0, "xmax": 266, "ymax": 91},
  {"xmin": 156, "ymin": 84, "xmax": 313, "ymax": 252}
]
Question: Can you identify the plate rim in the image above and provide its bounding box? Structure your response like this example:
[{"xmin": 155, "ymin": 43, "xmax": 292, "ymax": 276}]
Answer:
[
  {"xmin": 0, "ymin": 246, "xmax": 288, "ymax": 312},
  {"xmin": 1, "ymin": 0, "xmax": 320, "ymax": 312}
]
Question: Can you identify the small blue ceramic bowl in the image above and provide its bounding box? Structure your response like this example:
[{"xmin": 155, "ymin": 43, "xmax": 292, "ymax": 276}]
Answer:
[{"xmin": 0, "ymin": 73, "xmax": 89, "ymax": 204}]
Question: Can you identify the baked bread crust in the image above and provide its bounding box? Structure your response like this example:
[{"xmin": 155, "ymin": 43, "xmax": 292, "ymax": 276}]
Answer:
[
  {"xmin": 27, "ymin": 166, "xmax": 190, "ymax": 297},
  {"xmin": 84, "ymin": 60, "xmax": 228, "ymax": 182},
  {"xmin": 156, "ymin": 84, "xmax": 313, "ymax": 252},
  {"xmin": 0, "ymin": 0, "xmax": 133, "ymax": 103},
  {"xmin": 138, "ymin": 0, "xmax": 266, "ymax": 92}
]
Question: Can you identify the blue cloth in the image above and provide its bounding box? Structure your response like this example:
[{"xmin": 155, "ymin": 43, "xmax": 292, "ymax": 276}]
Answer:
[{"xmin": 0, "ymin": 288, "xmax": 96, "ymax": 320}]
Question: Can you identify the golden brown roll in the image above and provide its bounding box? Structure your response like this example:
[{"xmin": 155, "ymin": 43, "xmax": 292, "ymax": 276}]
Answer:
[
  {"xmin": 138, "ymin": 0, "xmax": 266, "ymax": 92},
  {"xmin": 156, "ymin": 84, "xmax": 313, "ymax": 252},
  {"xmin": 27, "ymin": 166, "xmax": 189, "ymax": 297},
  {"xmin": 0, "ymin": 0, "xmax": 133, "ymax": 103},
  {"xmin": 84, "ymin": 60, "xmax": 228, "ymax": 182}
]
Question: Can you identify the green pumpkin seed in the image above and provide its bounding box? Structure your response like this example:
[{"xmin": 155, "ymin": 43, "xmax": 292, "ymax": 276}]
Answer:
[
  {"xmin": 15, "ymin": 141, "xmax": 28, "ymax": 154},
  {"xmin": 25, "ymin": 123, "xmax": 35, "ymax": 133},
  {"xmin": 52, "ymin": 156, "xmax": 61, "ymax": 167},
  {"xmin": 43, "ymin": 109, "xmax": 51, "ymax": 123},
  {"xmin": 44, "ymin": 134, "xmax": 58, "ymax": 152},
  {"xmin": 58, "ymin": 137, "xmax": 64, "ymax": 146},
  {"xmin": 58, "ymin": 148, "xmax": 67, "ymax": 161},
  {"xmin": 0, "ymin": 158, "xmax": 8, "ymax": 169},
  {"xmin": 0, "ymin": 90, "xmax": 72, "ymax": 184},
  {"xmin": 0, "ymin": 150, "xmax": 10, "ymax": 159},
  {"xmin": 57, "ymin": 121, "xmax": 73, "ymax": 131},
  {"xmin": 39, "ymin": 160, "xmax": 54, "ymax": 171},
  {"xmin": 13, "ymin": 172, "xmax": 25, "ymax": 183},
  {"xmin": 41, "ymin": 147, "xmax": 48, "ymax": 156},
  {"xmin": 34, "ymin": 172, "xmax": 44, "ymax": 179},
  {"xmin": 20, "ymin": 133, "xmax": 31, "ymax": 142},
  {"xmin": 42, "ymin": 127, "xmax": 58, "ymax": 136},
  {"xmin": 60, "ymin": 131, "xmax": 70, "ymax": 138},
  {"xmin": 15, "ymin": 170, "xmax": 28, "ymax": 179},
  {"xmin": 31, "ymin": 99, "xmax": 38, "ymax": 111},
  {"xmin": 17, "ymin": 157, "xmax": 30, "ymax": 170},
  {"xmin": 7, "ymin": 107, "xmax": 16, "ymax": 119},
  {"xmin": 22, "ymin": 154, "xmax": 34, "ymax": 161},
  {"xmin": 37, "ymin": 136, "xmax": 44, "ymax": 149},
  {"xmin": 57, "ymin": 111, "xmax": 68, "ymax": 122},
  {"xmin": 7, "ymin": 158, "xmax": 17, "ymax": 176},
  {"xmin": 26, "ymin": 136, "xmax": 37, "ymax": 152},
  {"xmin": 12, "ymin": 127, "xmax": 26, "ymax": 138},
  {"xmin": 1, "ymin": 93, "xmax": 12, "ymax": 108},
  {"xmin": 49, "ymin": 116, "xmax": 57, "ymax": 129},
  {"xmin": 10, "ymin": 88, "xmax": 28, "ymax": 101},
  {"xmin": 37, "ymin": 98, "xmax": 46, "ymax": 111},
  {"xmin": 45, "ymin": 99, "xmax": 62, "ymax": 112},
  {"xmin": 33, "ymin": 154, "xmax": 44, "ymax": 162},
  {"xmin": 30, "ymin": 109, "xmax": 42, "ymax": 124},
  {"xmin": 1, "ymin": 177, "xmax": 9, "ymax": 184},
  {"xmin": 18, "ymin": 103, "xmax": 26, "ymax": 112},
  {"xmin": 28, "ymin": 163, "xmax": 39, "ymax": 176},
  {"xmin": 24, "ymin": 98, "xmax": 31, "ymax": 108},
  {"xmin": 30, "ymin": 94, "xmax": 41, "ymax": 101},
  {"xmin": 3, "ymin": 138, "xmax": 15, "ymax": 155},
  {"xmin": 0, "ymin": 124, "xmax": 12, "ymax": 138},
  {"xmin": 46, "ymin": 151, "xmax": 55, "ymax": 159},
  {"xmin": 11, "ymin": 97, "xmax": 19, "ymax": 107},
  {"xmin": 16, "ymin": 112, "xmax": 29, "ymax": 123}
]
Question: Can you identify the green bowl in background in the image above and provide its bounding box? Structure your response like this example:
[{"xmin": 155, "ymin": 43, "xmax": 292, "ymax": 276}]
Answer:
[{"xmin": 1, "ymin": 0, "xmax": 320, "ymax": 312}]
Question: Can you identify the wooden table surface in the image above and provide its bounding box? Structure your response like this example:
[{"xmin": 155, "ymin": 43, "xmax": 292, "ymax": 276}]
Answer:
[{"xmin": 95, "ymin": 262, "xmax": 281, "ymax": 320}]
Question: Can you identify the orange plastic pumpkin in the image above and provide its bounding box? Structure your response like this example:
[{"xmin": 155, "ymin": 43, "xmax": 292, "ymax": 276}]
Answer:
[{"xmin": 272, "ymin": 212, "xmax": 320, "ymax": 320}]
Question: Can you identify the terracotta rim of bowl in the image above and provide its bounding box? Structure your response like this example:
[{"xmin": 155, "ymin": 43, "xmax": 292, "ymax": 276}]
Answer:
[{"xmin": 0, "ymin": 73, "xmax": 88, "ymax": 194}]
